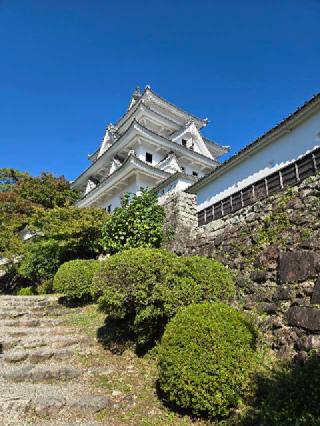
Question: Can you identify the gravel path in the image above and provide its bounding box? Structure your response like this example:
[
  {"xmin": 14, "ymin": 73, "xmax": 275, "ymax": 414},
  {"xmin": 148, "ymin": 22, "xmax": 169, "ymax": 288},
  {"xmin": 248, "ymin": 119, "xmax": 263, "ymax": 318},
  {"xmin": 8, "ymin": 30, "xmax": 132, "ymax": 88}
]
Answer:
[{"xmin": 0, "ymin": 296, "xmax": 111, "ymax": 425}]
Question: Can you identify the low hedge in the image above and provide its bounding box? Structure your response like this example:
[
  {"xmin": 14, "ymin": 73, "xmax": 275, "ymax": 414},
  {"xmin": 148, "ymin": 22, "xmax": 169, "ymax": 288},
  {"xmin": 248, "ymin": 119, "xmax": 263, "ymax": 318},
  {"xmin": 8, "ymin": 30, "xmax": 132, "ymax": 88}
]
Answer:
[
  {"xmin": 54, "ymin": 259, "xmax": 100, "ymax": 302},
  {"xmin": 92, "ymin": 248, "xmax": 235, "ymax": 349},
  {"xmin": 158, "ymin": 302, "xmax": 257, "ymax": 419}
]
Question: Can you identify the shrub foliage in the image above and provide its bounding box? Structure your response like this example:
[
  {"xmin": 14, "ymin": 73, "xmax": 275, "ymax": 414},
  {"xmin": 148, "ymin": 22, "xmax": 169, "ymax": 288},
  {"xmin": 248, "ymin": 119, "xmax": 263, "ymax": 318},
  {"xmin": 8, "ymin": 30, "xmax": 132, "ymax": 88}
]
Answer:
[
  {"xmin": 18, "ymin": 207, "xmax": 108, "ymax": 284},
  {"xmin": 100, "ymin": 189, "xmax": 167, "ymax": 255},
  {"xmin": 92, "ymin": 248, "xmax": 235, "ymax": 349},
  {"xmin": 54, "ymin": 259, "xmax": 100, "ymax": 301},
  {"xmin": 158, "ymin": 302, "xmax": 256, "ymax": 419}
]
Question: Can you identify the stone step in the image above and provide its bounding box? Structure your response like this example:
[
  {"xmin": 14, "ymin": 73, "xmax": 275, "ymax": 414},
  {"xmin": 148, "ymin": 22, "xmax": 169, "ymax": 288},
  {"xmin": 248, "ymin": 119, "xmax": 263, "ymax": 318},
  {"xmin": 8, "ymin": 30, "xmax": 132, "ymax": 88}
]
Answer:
[
  {"xmin": 2, "ymin": 348, "xmax": 74, "ymax": 364},
  {"xmin": 1, "ymin": 318, "xmax": 65, "ymax": 328},
  {"xmin": 0, "ymin": 310, "xmax": 66, "ymax": 320},
  {"xmin": 0, "ymin": 338, "xmax": 22, "ymax": 351},
  {"xmin": 1, "ymin": 334, "xmax": 90, "ymax": 352},
  {"xmin": 3, "ymin": 364, "xmax": 81, "ymax": 383},
  {"xmin": 0, "ymin": 392, "xmax": 110, "ymax": 421},
  {"xmin": 2, "ymin": 327, "xmax": 76, "ymax": 338}
]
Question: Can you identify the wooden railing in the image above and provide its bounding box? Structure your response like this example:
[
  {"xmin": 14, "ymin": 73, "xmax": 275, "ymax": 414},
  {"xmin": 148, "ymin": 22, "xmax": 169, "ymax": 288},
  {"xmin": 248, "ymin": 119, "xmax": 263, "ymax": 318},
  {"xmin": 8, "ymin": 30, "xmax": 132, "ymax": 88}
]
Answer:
[{"xmin": 198, "ymin": 147, "xmax": 320, "ymax": 226}]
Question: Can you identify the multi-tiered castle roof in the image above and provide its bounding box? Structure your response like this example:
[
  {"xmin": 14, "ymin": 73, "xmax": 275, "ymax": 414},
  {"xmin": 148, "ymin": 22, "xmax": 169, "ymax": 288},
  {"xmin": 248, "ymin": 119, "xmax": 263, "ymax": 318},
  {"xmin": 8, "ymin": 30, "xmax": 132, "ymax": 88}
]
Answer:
[{"xmin": 72, "ymin": 86, "xmax": 229, "ymax": 211}]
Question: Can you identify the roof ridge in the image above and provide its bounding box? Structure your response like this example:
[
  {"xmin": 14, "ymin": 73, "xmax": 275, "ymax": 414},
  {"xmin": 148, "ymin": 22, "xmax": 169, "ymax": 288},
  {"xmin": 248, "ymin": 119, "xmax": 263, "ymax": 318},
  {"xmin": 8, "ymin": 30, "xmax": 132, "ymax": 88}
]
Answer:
[
  {"xmin": 188, "ymin": 92, "xmax": 320, "ymax": 193},
  {"xmin": 146, "ymin": 87, "xmax": 208, "ymax": 125}
]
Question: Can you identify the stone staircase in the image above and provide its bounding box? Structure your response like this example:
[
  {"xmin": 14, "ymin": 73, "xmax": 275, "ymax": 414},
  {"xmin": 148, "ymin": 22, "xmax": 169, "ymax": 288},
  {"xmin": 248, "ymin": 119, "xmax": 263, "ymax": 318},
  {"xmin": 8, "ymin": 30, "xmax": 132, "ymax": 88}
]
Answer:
[{"xmin": 0, "ymin": 296, "xmax": 110, "ymax": 425}]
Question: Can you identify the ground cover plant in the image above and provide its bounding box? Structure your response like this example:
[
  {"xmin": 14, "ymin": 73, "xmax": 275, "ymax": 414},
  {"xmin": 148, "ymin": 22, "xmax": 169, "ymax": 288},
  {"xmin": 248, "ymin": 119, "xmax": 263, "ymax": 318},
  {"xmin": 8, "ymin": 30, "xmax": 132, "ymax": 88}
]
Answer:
[
  {"xmin": 243, "ymin": 352, "xmax": 320, "ymax": 425},
  {"xmin": 158, "ymin": 302, "xmax": 257, "ymax": 420}
]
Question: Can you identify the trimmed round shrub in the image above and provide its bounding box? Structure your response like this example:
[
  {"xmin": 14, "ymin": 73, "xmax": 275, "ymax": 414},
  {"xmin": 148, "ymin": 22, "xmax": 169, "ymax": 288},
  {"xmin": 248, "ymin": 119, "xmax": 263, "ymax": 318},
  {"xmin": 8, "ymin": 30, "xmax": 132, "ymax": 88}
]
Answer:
[
  {"xmin": 92, "ymin": 249, "xmax": 235, "ymax": 349},
  {"xmin": 160, "ymin": 256, "xmax": 235, "ymax": 318},
  {"xmin": 158, "ymin": 302, "xmax": 256, "ymax": 419},
  {"xmin": 91, "ymin": 249, "xmax": 180, "ymax": 310},
  {"xmin": 54, "ymin": 259, "xmax": 100, "ymax": 301}
]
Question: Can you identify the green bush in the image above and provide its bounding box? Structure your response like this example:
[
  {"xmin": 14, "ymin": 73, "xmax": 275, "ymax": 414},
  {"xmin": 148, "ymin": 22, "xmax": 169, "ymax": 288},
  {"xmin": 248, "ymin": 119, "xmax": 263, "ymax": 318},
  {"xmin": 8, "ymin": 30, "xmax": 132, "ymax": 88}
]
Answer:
[
  {"xmin": 100, "ymin": 189, "xmax": 167, "ymax": 255},
  {"xmin": 18, "ymin": 207, "xmax": 109, "ymax": 284},
  {"xmin": 37, "ymin": 279, "xmax": 54, "ymax": 294},
  {"xmin": 18, "ymin": 240, "xmax": 65, "ymax": 283},
  {"xmin": 158, "ymin": 303, "xmax": 257, "ymax": 419},
  {"xmin": 160, "ymin": 256, "xmax": 235, "ymax": 318},
  {"xmin": 92, "ymin": 248, "xmax": 235, "ymax": 349},
  {"xmin": 54, "ymin": 259, "xmax": 100, "ymax": 302},
  {"xmin": 17, "ymin": 286, "xmax": 35, "ymax": 296}
]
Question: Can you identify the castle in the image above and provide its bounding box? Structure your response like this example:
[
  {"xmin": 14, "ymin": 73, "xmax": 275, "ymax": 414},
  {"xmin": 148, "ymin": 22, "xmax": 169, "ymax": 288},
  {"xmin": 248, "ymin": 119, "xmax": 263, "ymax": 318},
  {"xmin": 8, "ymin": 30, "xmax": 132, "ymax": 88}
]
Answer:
[{"xmin": 71, "ymin": 86, "xmax": 229, "ymax": 211}]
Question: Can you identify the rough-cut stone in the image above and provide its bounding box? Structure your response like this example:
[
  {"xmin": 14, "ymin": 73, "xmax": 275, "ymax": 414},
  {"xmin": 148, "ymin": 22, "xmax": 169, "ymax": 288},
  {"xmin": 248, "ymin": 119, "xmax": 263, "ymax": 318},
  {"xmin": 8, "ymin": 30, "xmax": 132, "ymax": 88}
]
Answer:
[
  {"xmin": 278, "ymin": 251, "xmax": 318, "ymax": 283},
  {"xmin": 287, "ymin": 306, "xmax": 320, "ymax": 331},
  {"xmin": 311, "ymin": 276, "xmax": 320, "ymax": 304},
  {"xmin": 29, "ymin": 349, "xmax": 54, "ymax": 363},
  {"xmin": 258, "ymin": 303, "xmax": 277, "ymax": 314},
  {"xmin": 70, "ymin": 395, "xmax": 111, "ymax": 413},
  {"xmin": 250, "ymin": 270, "xmax": 267, "ymax": 283},
  {"xmin": 3, "ymin": 351, "xmax": 28, "ymax": 363},
  {"xmin": 162, "ymin": 174, "xmax": 320, "ymax": 359},
  {"xmin": 33, "ymin": 395, "xmax": 65, "ymax": 417},
  {"xmin": 52, "ymin": 349, "xmax": 74, "ymax": 360},
  {"xmin": 18, "ymin": 319, "xmax": 40, "ymax": 327},
  {"xmin": 254, "ymin": 245, "xmax": 279, "ymax": 269},
  {"xmin": 30, "ymin": 366, "xmax": 81, "ymax": 382},
  {"xmin": 4, "ymin": 365, "xmax": 34, "ymax": 382},
  {"xmin": 274, "ymin": 286, "xmax": 292, "ymax": 301}
]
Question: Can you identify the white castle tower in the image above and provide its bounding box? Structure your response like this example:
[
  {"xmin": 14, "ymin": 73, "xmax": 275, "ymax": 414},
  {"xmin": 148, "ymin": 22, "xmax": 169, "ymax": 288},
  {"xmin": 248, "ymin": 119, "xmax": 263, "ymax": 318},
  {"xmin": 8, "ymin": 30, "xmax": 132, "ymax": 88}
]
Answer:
[{"xmin": 72, "ymin": 86, "xmax": 229, "ymax": 211}]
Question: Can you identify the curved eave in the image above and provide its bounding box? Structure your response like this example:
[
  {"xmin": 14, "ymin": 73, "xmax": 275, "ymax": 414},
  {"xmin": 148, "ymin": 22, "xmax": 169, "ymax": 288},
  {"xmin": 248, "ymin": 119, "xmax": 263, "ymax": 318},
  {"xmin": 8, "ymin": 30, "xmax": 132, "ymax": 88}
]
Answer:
[
  {"xmin": 76, "ymin": 155, "xmax": 170, "ymax": 207},
  {"xmin": 72, "ymin": 120, "xmax": 218, "ymax": 189},
  {"xmin": 146, "ymin": 88, "xmax": 208, "ymax": 129},
  {"xmin": 188, "ymin": 93, "xmax": 320, "ymax": 194},
  {"xmin": 152, "ymin": 172, "xmax": 198, "ymax": 194},
  {"xmin": 203, "ymin": 137, "xmax": 230, "ymax": 157},
  {"xmin": 115, "ymin": 87, "xmax": 207, "ymax": 130},
  {"xmin": 134, "ymin": 121, "xmax": 219, "ymax": 167}
]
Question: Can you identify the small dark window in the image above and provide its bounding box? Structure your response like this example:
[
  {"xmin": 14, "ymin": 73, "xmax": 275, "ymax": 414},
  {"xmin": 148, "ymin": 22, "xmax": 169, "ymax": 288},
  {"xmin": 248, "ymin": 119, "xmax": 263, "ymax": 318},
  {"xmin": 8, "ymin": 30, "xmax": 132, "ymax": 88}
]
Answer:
[
  {"xmin": 192, "ymin": 171, "xmax": 198, "ymax": 177},
  {"xmin": 182, "ymin": 139, "xmax": 187, "ymax": 147},
  {"xmin": 107, "ymin": 204, "xmax": 112, "ymax": 213},
  {"xmin": 146, "ymin": 152, "xmax": 153, "ymax": 163},
  {"xmin": 181, "ymin": 166, "xmax": 185, "ymax": 172}
]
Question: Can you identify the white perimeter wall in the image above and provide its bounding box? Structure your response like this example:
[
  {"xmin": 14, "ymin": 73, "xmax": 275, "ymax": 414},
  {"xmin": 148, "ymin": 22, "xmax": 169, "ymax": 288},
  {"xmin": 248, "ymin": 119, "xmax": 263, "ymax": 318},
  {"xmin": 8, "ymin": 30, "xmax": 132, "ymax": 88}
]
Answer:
[{"xmin": 196, "ymin": 111, "xmax": 320, "ymax": 211}]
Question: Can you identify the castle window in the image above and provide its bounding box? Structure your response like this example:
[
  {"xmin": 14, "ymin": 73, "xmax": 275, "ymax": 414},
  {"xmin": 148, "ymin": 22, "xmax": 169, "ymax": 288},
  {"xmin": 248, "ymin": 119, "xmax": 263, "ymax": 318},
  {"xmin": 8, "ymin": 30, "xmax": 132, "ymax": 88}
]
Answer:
[
  {"xmin": 107, "ymin": 204, "xmax": 112, "ymax": 213},
  {"xmin": 146, "ymin": 152, "xmax": 153, "ymax": 163},
  {"xmin": 182, "ymin": 139, "xmax": 187, "ymax": 147},
  {"xmin": 192, "ymin": 171, "xmax": 198, "ymax": 177},
  {"xmin": 181, "ymin": 166, "xmax": 185, "ymax": 172}
]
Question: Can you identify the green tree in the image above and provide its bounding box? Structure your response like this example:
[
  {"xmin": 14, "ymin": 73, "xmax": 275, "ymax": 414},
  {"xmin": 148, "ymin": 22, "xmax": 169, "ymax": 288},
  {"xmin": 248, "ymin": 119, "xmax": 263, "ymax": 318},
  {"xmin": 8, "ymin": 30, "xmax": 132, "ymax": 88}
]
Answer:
[
  {"xmin": 0, "ymin": 168, "xmax": 29, "ymax": 192},
  {"xmin": 18, "ymin": 206, "xmax": 109, "ymax": 283},
  {"xmin": 100, "ymin": 189, "xmax": 167, "ymax": 254},
  {"xmin": 0, "ymin": 169, "xmax": 80, "ymax": 261},
  {"xmin": 16, "ymin": 172, "xmax": 79, "ymax": 208}
]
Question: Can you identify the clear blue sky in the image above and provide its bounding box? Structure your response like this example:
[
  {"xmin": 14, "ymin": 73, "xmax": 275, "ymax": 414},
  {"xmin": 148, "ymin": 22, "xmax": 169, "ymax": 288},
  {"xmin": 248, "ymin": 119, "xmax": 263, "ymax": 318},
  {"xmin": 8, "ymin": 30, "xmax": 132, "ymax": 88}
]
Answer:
[{"xmin": 1, "ymin": 0, "xmax": 319, "ymax": 180}]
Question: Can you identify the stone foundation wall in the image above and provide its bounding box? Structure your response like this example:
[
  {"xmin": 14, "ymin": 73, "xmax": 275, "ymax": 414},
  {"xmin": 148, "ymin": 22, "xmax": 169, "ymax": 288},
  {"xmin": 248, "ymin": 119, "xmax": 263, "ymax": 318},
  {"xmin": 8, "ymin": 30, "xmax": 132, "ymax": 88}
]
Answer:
[{"xmin": 163, "ymin": 174, "xmax": 320, "ymax": 360}]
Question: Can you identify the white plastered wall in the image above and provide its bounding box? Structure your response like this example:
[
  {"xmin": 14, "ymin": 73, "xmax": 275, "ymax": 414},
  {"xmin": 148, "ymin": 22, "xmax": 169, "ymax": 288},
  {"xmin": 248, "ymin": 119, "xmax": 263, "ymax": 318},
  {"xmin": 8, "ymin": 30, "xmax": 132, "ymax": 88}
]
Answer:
[{"xmin": 196, "ymin": 111, "xmax": 320, "ymax": 211}]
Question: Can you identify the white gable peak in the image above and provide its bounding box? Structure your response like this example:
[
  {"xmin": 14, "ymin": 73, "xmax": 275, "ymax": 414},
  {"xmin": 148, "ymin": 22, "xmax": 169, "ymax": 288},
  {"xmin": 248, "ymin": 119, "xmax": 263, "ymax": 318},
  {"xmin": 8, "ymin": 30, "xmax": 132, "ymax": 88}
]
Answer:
[{"xmin": 171, "ymin": 122, "xmax": 213, "ymax": 159}]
